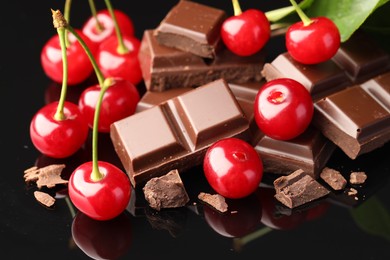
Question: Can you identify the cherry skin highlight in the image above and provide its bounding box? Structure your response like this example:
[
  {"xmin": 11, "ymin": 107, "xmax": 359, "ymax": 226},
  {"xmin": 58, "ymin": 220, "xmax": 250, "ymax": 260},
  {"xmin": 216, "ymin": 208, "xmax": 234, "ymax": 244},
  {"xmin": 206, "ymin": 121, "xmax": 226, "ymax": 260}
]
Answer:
[
  {"xmin": 221, "ymin": 9, "xmax": 270, "ymax": 56},
  {"xmin": 203, "ymin": 138, "xmax": 263, "ymax": 199},
  {"xmin": 78, "ymin": 78, "xmax": 140, "ymax": 133},
  {"xmin": 30, "ymin": 101, "xmax": 89, "ymax": 159},
  {"xmin": 68, "ymin": 161, "xmax": 131, "ymax": 221},
  {"xmin": 286, "ymin": 17, "xmax": 340, "ymax": 64},
  {"xmin": 254, "ymin": 78, "xmax": 314, "ymax": 140},
  {"xmin": 41, "ymin": 29, "xmax": 98, "ymax": 85}
]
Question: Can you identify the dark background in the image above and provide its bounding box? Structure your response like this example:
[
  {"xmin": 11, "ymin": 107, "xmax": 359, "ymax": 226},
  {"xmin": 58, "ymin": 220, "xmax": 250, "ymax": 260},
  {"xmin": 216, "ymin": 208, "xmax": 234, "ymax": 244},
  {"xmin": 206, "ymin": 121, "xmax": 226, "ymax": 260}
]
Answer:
[{"xmin": 1, "ymin": 0, "xmax": 390, "ymax": 259}]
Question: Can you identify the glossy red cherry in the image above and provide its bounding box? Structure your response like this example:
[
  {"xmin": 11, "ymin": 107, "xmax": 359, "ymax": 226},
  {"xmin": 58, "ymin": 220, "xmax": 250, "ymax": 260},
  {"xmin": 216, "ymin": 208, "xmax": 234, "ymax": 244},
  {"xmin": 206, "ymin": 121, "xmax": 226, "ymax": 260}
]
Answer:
[
  {"xmin": 96, "ymin": 34, "xmax": 142, "ymax": 85},
  {"xmin": 254, "ymin": 78, "xmax": 313, "ymax": 140},
  {"xmin": 203, "ymin": 138, "xmax": 263, "ymax": 199},
  {"xmin": 286, "ymin": 17, "xmax": 340, "ymax": 64},
  {"xmin": 68, "ymin": 161, "xmax": 131, "ymax": 221},
  {"xmin": 221, "ymin": 0, "xmax": 270, "ymax": 56},
  {"xmin": 78, "ymin": 78, "xmax": 140, "ymax": 133},
  {"xmin": 30, "ymin": 101, "xmax": 89, "ymax": 159},
  {"xmin": 82, "ymin": 9, "xmax": 135, "ymax": 48},
  {"xmin": 72, "ymin": 211, "xmax": 132, "ymax": 259},
  {"xmin": 41, "ymin": 29, "xmax": 98, "ymax": 85}
]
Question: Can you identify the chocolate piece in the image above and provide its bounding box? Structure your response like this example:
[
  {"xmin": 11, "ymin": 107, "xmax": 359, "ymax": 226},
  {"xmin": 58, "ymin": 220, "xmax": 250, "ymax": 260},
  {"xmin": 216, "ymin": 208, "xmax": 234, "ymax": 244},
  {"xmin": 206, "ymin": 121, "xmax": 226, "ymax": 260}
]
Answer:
[
  {"xmin": 154, "ymin": 0, "xmax": 226, "ymax": 58},
  {"xmin": 198, "ymin": 192, "xmax": 228, "ymax": 213},
  {"xmin": 261, "ymin": 52, "xmax": 351, "ymax": 101},
  {"xmin": 273, "ymin": 169, "xmax": 330, "ymax": 209},
  {"xmin": 34, "ymin": 191, "xmax": 55, "ymax": 207},
  {"xmin": 24, "ymin": 164, "xmax": 68, "ymax": 189},
  {"xmin": 143, "ymin": 169, "xmax": 189, "ymax": 211},
  {"xmin": 110, "ymin": 78, "xmax": 250, "ymax": 187},
  {"xmin": 360, "ymin": 71, "xmax": 390, "ymax": 111},
  {"xmin": 313, "ymin": 82, "xmax": 390, "ymax": 159},
  {"xmin": 349, "ymin": 171, "xmax": 367, "ymax": 185},
  {"xmin": 333, "ymin": 31, "xmax": 390, "ymax": 84},
  {"xmin": 138, "ymin": 30, "xmax": 265, "ymax": 92},
  {"xmin": 320, "ymin": 167, "xmax": 347, "ymax": 191},
  {"xmin": 255, "ymin": 126, "xmax": 336, "ymax": 178}
]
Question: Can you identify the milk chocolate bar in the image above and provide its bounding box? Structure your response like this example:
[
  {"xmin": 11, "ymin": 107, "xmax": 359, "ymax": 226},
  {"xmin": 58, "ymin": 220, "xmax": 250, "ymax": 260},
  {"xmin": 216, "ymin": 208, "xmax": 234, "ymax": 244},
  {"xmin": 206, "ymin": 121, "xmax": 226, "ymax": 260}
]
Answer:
[
  {"xmin": 110, "ymin": 78, "xmax": 250, "ymax": 187},
  {"xmin": 138, "ymin": 30, "xmax": 265, "ymax": 92},
  {"xmin": 154, "ymin": 0, "xmax": 226, "ymax": 58}
]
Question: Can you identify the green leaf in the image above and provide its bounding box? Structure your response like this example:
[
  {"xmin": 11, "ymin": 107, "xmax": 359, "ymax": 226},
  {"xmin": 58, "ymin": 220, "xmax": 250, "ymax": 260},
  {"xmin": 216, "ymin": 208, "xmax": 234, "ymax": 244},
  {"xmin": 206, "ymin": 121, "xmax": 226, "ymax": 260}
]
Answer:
[
  {"xmin": 350, "ymin": 196, "xmax": 390, "ymax": 242},
  {"xmin": 307, "ymin": 0, "xmax": 388, "ymax": 42}
]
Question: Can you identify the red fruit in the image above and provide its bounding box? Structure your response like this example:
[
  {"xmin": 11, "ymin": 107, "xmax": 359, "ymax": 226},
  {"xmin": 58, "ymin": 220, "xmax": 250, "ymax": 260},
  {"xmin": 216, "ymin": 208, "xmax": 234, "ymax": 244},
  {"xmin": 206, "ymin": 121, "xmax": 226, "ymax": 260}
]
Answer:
[
  {"xmin": 30, "ymin": 101, "xmax": 89, "ymax": 159},
  {"xmin": 82, "ymin": 9, "xmax": 135, "ymax": 48},
  {"xmin": 286, "ymin": 16, "xmax": 340, "ymax": 64},
  {"xmin": 203, "ymin": 138, "xmax": 263, "ymax": 199},
  {"xmin": 97, "ymin": 35, "xmax": 142, "ymax": 85},
  {"xmin": 68, "ymin": 161, "xmax": 131, "ymax": 221},
  {"xmin": 41, "ymin": 29, "xmax": 98, "ymax": 85},
  {"xmin": 78, "ymin": 78, "xmax": 140, "ymax": 133},
  {"xmin": 254, "ymin": 78, "xmax": 313, "ymax": 140},
  {"xmin": 221, "ymin": 9, "xmax": 270, "ymax": 56}
]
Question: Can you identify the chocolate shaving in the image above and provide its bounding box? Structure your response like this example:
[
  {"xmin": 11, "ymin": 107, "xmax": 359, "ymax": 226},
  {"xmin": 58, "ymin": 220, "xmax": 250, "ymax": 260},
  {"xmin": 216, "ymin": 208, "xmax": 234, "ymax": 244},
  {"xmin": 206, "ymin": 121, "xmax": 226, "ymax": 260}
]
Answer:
[
  {"xmin": 34, "ymin": 191, "xmax": 55, "ymax": 207},
  {"xmin": 198, "ymin": 192, "xmax": 228, "ymax": 213},
  {"xmin": 320, "ymin": 167, "xmax": 347, "ymax": 191},
  {"xmin": 349, "ymin": 171, "xmax": 367, "ymax": 185},
  {"xmin": 24, "ymin": 164, "xmax": 68, "ymax": 189}
]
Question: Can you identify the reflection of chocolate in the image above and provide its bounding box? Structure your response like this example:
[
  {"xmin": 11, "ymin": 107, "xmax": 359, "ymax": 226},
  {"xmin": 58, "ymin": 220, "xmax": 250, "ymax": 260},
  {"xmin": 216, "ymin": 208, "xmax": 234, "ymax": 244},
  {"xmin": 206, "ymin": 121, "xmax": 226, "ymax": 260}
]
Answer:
[
  {"xmin": 110, "ymin": 79, "xmax": 250, "ymax": 187},
  {"xmin": 154, "ymin": 0, "xmax": 226, "ymax": 58},
  {"xmin": 145, "ymin": 207, "xmax": 188, "ymax": 238}
]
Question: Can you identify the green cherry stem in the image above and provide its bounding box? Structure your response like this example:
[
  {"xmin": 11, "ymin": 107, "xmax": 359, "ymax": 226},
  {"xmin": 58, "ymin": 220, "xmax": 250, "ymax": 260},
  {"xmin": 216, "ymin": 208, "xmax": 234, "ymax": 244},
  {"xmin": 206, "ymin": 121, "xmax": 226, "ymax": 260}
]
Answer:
[
  {"xmin": 232, "ymin": 0, "xmax": 242, "ymax": 16},
  {"xmin": 232, "ymin": 226, "xmax": 273, "ymax": 252},
  {"xmin": 88, "ymin": 0, "xmax": 104, "ymax": 33},
  {"xmin": 104, "ymin": 0, "xmax": 129, "ymax": 54},
  {"xmin": 63, "ymin": 0, "xmax": 72, "ymax": 47},
  {"xmin": 289, "ymin": 0, "xmax": 313, "ymax": 26}
]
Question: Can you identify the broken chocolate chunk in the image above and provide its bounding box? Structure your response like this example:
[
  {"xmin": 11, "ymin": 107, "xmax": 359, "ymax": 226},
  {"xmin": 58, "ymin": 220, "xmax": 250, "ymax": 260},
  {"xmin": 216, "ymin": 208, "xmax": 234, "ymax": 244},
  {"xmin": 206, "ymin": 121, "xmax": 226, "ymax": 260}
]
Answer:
[
  {"xmin": 320, "ymin": 167, "xmax": 347, "ymax": 191},
  {"xmin": 143, "ymin": 169, "xmax": 190, "ymax": 211},
  {"xmin": 198, "ymin": 192, "xmax": 228, "ymax": 213},
  {"xmin": 349, "ymin": 171, "xmax": 367, "ymax": 185},
  {"xmin": 273, "ymin": 169, "xmax": 330, "ymax": 209},
  {"xmin": 24, "ymin": 164, "xmax": 68, "ymax": 189},
  {"xmin": 34, "ymin": 191, "xmax": 55, "ymax": 207}
]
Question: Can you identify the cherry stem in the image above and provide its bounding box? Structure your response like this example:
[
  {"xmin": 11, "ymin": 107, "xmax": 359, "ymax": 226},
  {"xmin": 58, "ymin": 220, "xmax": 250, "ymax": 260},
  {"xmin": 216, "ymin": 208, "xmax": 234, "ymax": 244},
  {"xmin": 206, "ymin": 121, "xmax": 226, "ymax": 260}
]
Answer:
[
  {"xmin": 289, "ymin": 0, "xmax": 313, "ymax": 26},
  {"xmin": 64, "ymin": 0, "xmax": 72, "ymax": 47},
  {"xmin": 232, "ymin": 226, "xmax": 273, "ymax": 252},
  {"xmin": 88, "ymin": 0, "xmax": 104, "ymax": 32},
  {"xmin": 231, "ymin": 0, "xmax": 242, "ymax": 16},
  {"xmin": 104, "ymin": 0, "xmax": 129, "ymax": 54}
]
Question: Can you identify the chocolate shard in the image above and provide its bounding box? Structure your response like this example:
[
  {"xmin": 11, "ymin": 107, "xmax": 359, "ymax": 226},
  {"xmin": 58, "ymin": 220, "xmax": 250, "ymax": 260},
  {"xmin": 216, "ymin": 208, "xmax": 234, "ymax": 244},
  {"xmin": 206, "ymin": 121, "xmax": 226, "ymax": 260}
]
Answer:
[
  {"xmin": 273, "ymin": 169, "xmax": 330, "ymax": 209},
  {"xmin": 110, "ymin": 78, "xmax": 250, "ymax": 187},
  {"xmin": 143, "ymin": 169, "xmax": 190, "ymax": 211},
  {"xmin": 349, "ymin": 171, "xmax": 367, "ymax": 185},
  {"xmin": 320, "ymin": 167, "xmax": 347, "ymax": 191},
  {"xmin": 138, "ymin": 29, "xmax": 265, "ymax": 92},
  {"xmin": 198, "ymin": 192, "xmax": 228, "ymax": 213},
  {"xmin": 154, "ymin": 0, "xmax": 226, "ymax": 58}
]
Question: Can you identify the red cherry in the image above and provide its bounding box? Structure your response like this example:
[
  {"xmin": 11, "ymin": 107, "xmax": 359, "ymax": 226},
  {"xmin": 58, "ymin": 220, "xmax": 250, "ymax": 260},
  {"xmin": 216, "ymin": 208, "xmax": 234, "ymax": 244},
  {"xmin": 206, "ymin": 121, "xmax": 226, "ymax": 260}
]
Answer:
[
  {"xmin": 82, "ymin": 9, "xmax": 135, "ymax": 48},
  {"xmin": 254, "ymin": 78, "xmax": 313, "ymax": 140},
  {"xmin": 203, "ymin": 138, "xmax": 263, "ymax": 199},
  {"xmin": 30, "ymin": 101, "xmax": 89, "ymax": 159},
  {"xmin": 41, "ymin": 29, "xmax": 98, "ymax": 85},
  {"xmin": 68, "ymin": 161, "xmax": 131, "ymax": 221},
  {"xmin": 96, "ymin": 35, "xmax": 142, "ymax": 85},
  {"xmin": 286, "ymin": 16, "xmax": 340, "ymax": 64},
  {"xmin": 221, "ymin": 7, "xmax": 270, "ymax": 56},
  {"xmin": 78, "ymin": 78, "xmax": 140, "ymax": 133}
]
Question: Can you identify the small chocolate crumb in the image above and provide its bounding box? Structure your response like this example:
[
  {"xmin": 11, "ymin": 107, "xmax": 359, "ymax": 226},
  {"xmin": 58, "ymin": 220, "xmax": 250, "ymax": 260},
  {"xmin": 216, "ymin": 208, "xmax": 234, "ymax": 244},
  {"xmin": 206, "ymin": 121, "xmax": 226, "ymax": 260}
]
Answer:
[
  {"xmin": 24, "ymin": 164, "xmax": 68, "ymax": 189},
  {"xmin": 348, "ymin": 187, "xmax": 358, "ymax": 196},
  {"xmin": 34, "ymin": 191, "xmax": 55, "ymax": 207},
  {"xmin": 349, "ymin": 171, "xmax": 367, "ymax": 185},
  {"xmin": 320, "ymin": 167, "xmax": 347, "ymax": 190},
  {"xmin": 198, "ymin": 192, "xmax": 228, "ymax": 213}
]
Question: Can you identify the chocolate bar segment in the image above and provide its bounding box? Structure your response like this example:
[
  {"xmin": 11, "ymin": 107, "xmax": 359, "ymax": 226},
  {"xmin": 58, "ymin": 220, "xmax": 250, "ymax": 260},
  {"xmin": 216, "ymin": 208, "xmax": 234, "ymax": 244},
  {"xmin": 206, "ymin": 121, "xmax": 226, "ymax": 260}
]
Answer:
[
  {"xmin": 110, "ymin": 79, "xmax": 250, "ymax": 187},
  {"xmin": 154, "ymin": 0, "xmax": 226, "ymax": 58},
  {"xmin": 138, "ymin": 30, "xmax": 265, "ymax": 92}
]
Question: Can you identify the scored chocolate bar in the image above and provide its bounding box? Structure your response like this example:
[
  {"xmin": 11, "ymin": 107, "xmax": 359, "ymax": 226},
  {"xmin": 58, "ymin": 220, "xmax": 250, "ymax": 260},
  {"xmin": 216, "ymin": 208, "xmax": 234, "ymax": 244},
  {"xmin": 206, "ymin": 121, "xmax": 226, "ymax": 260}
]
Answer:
[
  {"xmin": 138, "ymin": 30, "xmax": 265, "ymax": 92},
  {"xmin": 110, "ymin": 78, "xmax": 250, "ymax": 187},
  {"xmin": 154, "ymin": 0, "xmax": 226, "ymax": 58}
]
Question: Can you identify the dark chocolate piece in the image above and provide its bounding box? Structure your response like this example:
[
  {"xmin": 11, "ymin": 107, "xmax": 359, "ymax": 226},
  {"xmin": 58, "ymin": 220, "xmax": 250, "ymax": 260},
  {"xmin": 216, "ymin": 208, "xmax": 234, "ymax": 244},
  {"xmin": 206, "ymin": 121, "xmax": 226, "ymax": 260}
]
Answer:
[
  {"xmin": 320, "ymin": 167, "xmax": 347, "ymax": 191},
  {"xmin": 261, "ymin": 52, "xmax": 351, "ymax": 101},
  {"xmin": 154, "ymin": 0, "xmax": 226, "ymax": 58},
  {"xmin": 198, "ymin": 192, "xmax": 228, "ymax": 213},
  {"xmin": 313, "ymin": 82, "xmax": 390, "ymax": 159},
  {"xmin": 143, "ymin": 169, "xmax": 189, "ymax": 211},
  {"xmin": 138, "ymin": 30, "xmax": 265, "ymax": 92},
  {"xmin": 34, "ymin": 191, "xmax": 55, "ymax": 208},
  {"xmin": 273, "ymin": 169, "xmax": 330, "ymax": 209},
  {"xmin": 110, "ymin": 78, "xmax": 250, "ymax": 187},
  {"xmin": 349, "ymin": 171, "xmax": 367, "ymax": 185},
  {"xmin": 255, "ymin": 126, "xmax": 336, "ymax": 178}
]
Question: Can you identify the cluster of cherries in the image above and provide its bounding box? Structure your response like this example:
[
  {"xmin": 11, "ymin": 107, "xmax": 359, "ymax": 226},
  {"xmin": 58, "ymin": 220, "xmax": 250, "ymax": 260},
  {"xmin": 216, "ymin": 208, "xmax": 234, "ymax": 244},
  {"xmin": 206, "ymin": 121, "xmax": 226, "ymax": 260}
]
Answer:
[{"xmin": 29, "ymin": 0, "xmax": 341, "ymax": 221}]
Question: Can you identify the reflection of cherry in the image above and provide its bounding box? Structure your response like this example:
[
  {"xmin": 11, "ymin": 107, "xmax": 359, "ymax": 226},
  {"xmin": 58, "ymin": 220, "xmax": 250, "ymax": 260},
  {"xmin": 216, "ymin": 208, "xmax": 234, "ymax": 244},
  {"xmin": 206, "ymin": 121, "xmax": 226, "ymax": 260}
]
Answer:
[
  {"xmin": 72, "ymin": 211, "xmax": 132, "ymax": 260},
  {"xmin": 203, "ymin": 192, "xmax": 262, "ymax": 238}
]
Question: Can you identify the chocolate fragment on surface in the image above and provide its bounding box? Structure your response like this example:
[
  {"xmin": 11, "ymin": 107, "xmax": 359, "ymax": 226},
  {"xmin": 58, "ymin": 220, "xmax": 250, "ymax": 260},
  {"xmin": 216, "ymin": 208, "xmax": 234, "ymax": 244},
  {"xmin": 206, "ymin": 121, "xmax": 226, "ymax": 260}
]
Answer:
[
  {"xmin": 349, "ymin": 171, "xmax": 367, "ymax": 185},
  {"xmin": 34, "ymin": 191, "xmax": 55, "ymax": 207},
  {"xmin": 198, "ymin": 192, "xmax": 228, "ymax": 213},
  {"xmin": 154, "ymin": 0, "xmax": 226, "ymax": 58},
  {"xmin": 320, "ymin": 167, "xmax": 347, "ymax": 191},
  {"xmin": 273, "ymin": 169, "xmax": 330, "ymax": 209},
  {"xmin": 143, "ymin": 169, "xmax": 190, "ymax": 211},
  {"xmin": 24, "ymin": 164, "xmax": 68, "ymax": 188}
]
